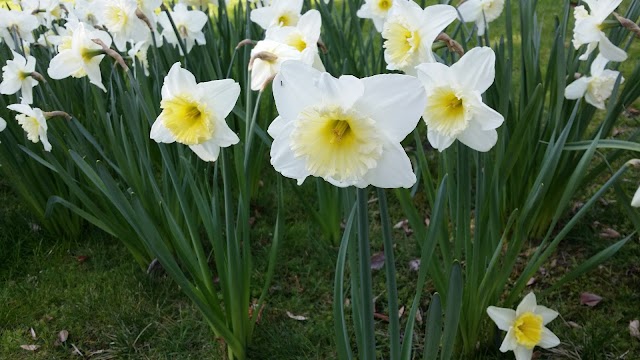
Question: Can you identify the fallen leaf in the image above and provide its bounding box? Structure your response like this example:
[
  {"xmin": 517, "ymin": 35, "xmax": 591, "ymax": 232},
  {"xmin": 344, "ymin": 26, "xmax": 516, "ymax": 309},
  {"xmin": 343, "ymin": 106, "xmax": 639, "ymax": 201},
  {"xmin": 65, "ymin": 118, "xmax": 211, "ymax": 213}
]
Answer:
[
  {"xmin": 58, "ymin": 330, "xmax": 69, "ymax": 343},
  {"xmin": 76, "ymin": 255, "xmax": 89, "ymax": 264},
  {"xmin": 71, "ymin": 343, "xmax": 83, "ymax": 357},
  {"xmin": 408, "ymin": 259, "xmax": 420, "ymax": 272},
  {"xmin": 30, "ymin": 328, "xmax": 36, "ymax": 340},
  {"xmin": 370, "ymin": 252, "xmax": 385, "ymax": 270},
  {"xmin": 20, "ymin": 345, "xmax": 39, "ymax": 351},
  {"xmin": 580, "ymin": 292, "xmax": 603, "ymax": 307},
  {"xmin": 398, "ymin": 306, "xmax": 405, "ymax": 317},
  {"xmin": 567, "ymin": 321, "xmax": 582, "ymax": 329},
  {"xmin": 393, "ymin": 220, "xmax": 406, "ymax": 229},
  {"xmin": 630, "ymin": 320, "xmax": 640, "ymax": 340},
  {"xmin": 286, "ymin": 311, "xmax": 307, "ymax": 321},
  {"xmin": 373, "ymin": 313, "xmax": 389, "ymax": 322},
  {"xmin": 526, "ymin": 277, "xmax": 536, "ymax": 286},
  {"xmin": 599, "ymin": 228, "xmax": 621, "ymax": 239},
  {"xmin": 415, "ymin": 309, "xmax": 423, "ymax": 324}
]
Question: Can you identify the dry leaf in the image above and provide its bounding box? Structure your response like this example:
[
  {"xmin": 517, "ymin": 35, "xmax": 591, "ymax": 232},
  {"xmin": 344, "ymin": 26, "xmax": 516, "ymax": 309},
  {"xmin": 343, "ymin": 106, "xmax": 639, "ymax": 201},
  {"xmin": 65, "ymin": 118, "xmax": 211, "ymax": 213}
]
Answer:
[
  {"xmin": 409, "ymin": 259, "xmax": 420, "ymax": 272},
  {"xmin": 30, "ymin": 328, "xmax": 36, "ymax": 340},
  {"xmin": 58, "ymin": 330, "xmax": 69, "ymax": 343},
  {"xmin": 567, "ymin": 321, "xmax": 582, "ymax": 329},
  {"xmin": 76, "ymin": 255, "xmax": 89, "ymax": 264},
  {"xmin": 629, "ymin": 320, "xmax": 640, "ymax": 340},
  {"xmin": 71, "ymin": 343, "xmax": 83, "ymax": 357},
  {"xmin": 398, "ymin": 306, "xmax": 405, "ymax": 318},
  {"xmin": 526, "ymin": 277, "xmax": 536, "ymax": 286},
  {"xmin": 370, "ymin": 252, "xmax": 385, "ymax": 270},
  {"xmin": 415, "ymin": 309, "xmax": 423, "ymax": 324},
  {"xmin": 20, "ymin": 345, "xmax": 39, "ymax": 351},
  {"xmin": 373, "ymin": 313, "xmax": 389, "ymax": 322},
  {"xmin": 599, "ymin": 228, "xmax": 620, "ymax": 239},
  {"xmin": 580, "ymin": 292, "xmax": 603, "ymax": 307},
  {"xmin": 393, "ymin": 220, "xmax": 406, "ymax": 229},
  {"xmin": 286, "ymin": 311, "xmax": 307, "ymax": 321}
]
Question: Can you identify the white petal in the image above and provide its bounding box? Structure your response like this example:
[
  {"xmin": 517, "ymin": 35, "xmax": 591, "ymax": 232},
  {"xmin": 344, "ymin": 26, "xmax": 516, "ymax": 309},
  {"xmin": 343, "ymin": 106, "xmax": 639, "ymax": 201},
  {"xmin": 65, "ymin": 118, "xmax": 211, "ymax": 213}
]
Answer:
[
  {"xmin": 534, "ymin": 305, "xmax": 559, "ymax": 325},
  {"xmin": 0, "ymin": 77, "xmax": 21, "ymax": 95},
  {"xmin": 211, "ymin": 122, "xmax": 239, "ymax": 147},
  {"xmin": 298, "ymin": 10, "xmax": 321, "ymax": 42},
  {"xmin": 598, "ymin": 32, "xmax": 627, "ymax": 62},
  {"xmin": 318, "ymin": 73, "xmax": 364, "ymax": 110},
  {"xmin": 197, "ymin": 79, "xmax": 240, "ymax": 120},
  {"xmin": 632, "ymin": 186, "xmax": 640, "ymax": 207},
  {"xmin": 361, "ymin": 140, "xmax": 416, "ymax": 188},
  {"xmin": 85, "ymin": 57, "xmax": 107, "ymax": 92},
  {"xmin": 419, "ymin": 4, "xmax": 458, "ymax": 55},
  {"xmin": 457, "ymin": 122, "xmax": 498, "ymax": 152},
  {"xmin": 538, "ymin": 327, "xmax": 561, "ymax": 349},
  {"xmin": 269, "ymin": 126, "xmax": 309, "ymax": 184},
  {"xmin": 47, "ymin": 51, "xmax": 82, "ymax": 79},
  {"xmin": 189, "ymin": 141, "xmax": 221, "ymax": 162},
  {"xmin": 267, "ymin": 115, "xmax": 288, "ymax": 138},
  {"xmin": 162, "ymin": 62, "xmax": 197, "ymax": 99},
  {"xmin": 516, "ymin": 292, "xmax": 537, "ymax": 316},
  {"xmin": 585, "ymin": 89, "xmax": 606, "ymax": 109},
  {"xmin": 427, "ymin": 129, "xmax": 455, "ymax": 152},
  {"xmin": 471, "ymin": 101, "xmax": 504, "ymax": 130},
  {"xmin": 514, "ymin": 346, "xmax": 533, "ymax": 360},
  {"xmin": 453, "ymin": 47, "xmax": 496, "ymax": 94},
  {"xmin": 150, "ymin": 117, "xmax": 176, "ymax": 143},
  {"xmin": 355, "ymin": 74, "xmax": 426, "ymax": 143},
  {"xmin": 250, "ymin": 7, "xmax": 275, "ymax": 29},
  {"xmin": 415, "ymin": 62, "xmax": 454, "ymax": 89},
  {"xmin": 499, "ymin": 327, "xmax": 518, "ymax": 352},
  {"xmin": 578, "ymin": 42, "xmax": 598, "ymax": 61},
  {"xmin": 0, "ymin": 117, "xmax": 6, "ymax": 132},
  {"xmin": 273, "ymin": 60, "xmax": 323, "ymax": 122},
  {"xmin": 564, "ymin": 78, "xmax": 589, "ymax": 100},
  {"xmin": 457, "ymin": 0, "xmax": 482, "ymax": 23},
  {"xmin": 487, "ymin": 306, "xmax": 516, "ymax": 331},
  {"xmin": 7, "ymin": 103, "xmax": 33, "ymax": 116},
  {"xmin": 590, "ymin": 54, "xmax": 609, "ymax": 76}
]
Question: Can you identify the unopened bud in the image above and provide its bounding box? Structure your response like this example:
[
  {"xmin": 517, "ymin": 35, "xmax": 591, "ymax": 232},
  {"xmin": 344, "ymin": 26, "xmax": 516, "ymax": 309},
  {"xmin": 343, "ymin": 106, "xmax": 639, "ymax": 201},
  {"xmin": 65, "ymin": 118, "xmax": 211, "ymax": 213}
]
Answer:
[
  {"xmin": 136, "ymin": 8, "xmax": 154, "ymax": 32},
  {"xmin": 92, "ymin": 38, "xmax": 129, "ymax": 71},
  {"xmin": 30, "ymin": 71, "xmax": 46, "ymax": 83},
  {"xmin": 44, "ymin": 111, "xmax": 72, "ymax": 121},
  {"xmin": 249, "ymin": 51, "xmax": 278, "ymax": 69},
  {"xmin": 435, "ymin": 33, "xmax": 464, "ymax": 57},
  {"xmin": 613, "ymin": 12, "xmax": 640, "ymax": 38},
  {"xmin": 236, "ymin": 39, "xmax": 256, "ymax": 49}
]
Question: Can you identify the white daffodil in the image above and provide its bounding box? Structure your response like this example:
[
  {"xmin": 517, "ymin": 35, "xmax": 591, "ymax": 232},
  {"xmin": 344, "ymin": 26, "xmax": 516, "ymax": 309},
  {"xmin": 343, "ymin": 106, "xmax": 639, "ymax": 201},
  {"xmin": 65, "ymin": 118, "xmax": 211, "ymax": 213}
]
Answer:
[
  {"xmin": 250, "ymin": 0, "xmax": 303, "ymax": 29},
  {"xmin": 0, "ymin": 51, "xmax": 39, "ymax": 104},
  {"xmin": 0, "ymin": 9, "xmax": 39, "ymax": 50},
  {"xmin": 632, "ymin": 186, "xmax": 640, "ymax": 207},
  {"xmin": 356, "ymin": 0, "xmax": 394, "ymax": 33},
  {"xmin": 572, "ymin": 0, "xmax": 627, "ymax": 62},
  {"xmin": 47, "ymin": 22, "xmax": 113, "ymax": 92},
  {"xmin": 20, "ymin": 0, "xmax": 63, "ymax": 27},
  {"xmin": 416, "ymin": 46, "xmax": 504, "ymax": 152},
  {"xmin": 249, "ymin": 39, "xmax": 302, "ymax": 91},
  {"xmin": 150, "ymin": 62, "xmax": 240, "ymax": 162},
  {"xmin": 7, "ymin": 104, "xmax": 52, "ymax": 152},
  {"xmin": 457, "ymin": 0, "xmax": 505, "ymax": 36},
  {"xmin": 381, "ymin": 0, "xmax": 457, "ymax": 75},
  {"xmin": 71, "ymin": 0, "xmax": 101, "ymax": 26},
  {"xmin": 96, "ymin": 0, "xmax": 149, "ymax": 52},
  {"xmin": 268, "ymin": 60, "xmax": 426, "ymax": 188},
  {"xmin": 128, "ymin": 39, "xmax": 151, "ymax": 76},
  {"xmin": 564, "ymin": 54, "xmax": 623, "ymax": 109},
  {"xmin": 158, "ymin": 4, "xmax": 208, "ymax": 55},
  {"xmin": 487, "ymin": 293, "xmax": 561, "ymax": 360},
  {"xmin": 265, "ymin": 10, "xmax": 324, "ymax": 70}
]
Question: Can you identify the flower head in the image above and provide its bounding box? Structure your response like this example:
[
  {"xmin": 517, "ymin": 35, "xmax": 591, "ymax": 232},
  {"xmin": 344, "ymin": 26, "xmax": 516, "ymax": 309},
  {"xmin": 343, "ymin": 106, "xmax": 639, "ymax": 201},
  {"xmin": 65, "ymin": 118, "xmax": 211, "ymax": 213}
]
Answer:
[
  {"xmin": 250, "ymin": 0, "xmax": 303, "ymax": 30},
  {"xmin": 158, "ymin": 4, "xmax": 208, "ymax": 55},
  {"xmin": 0, "ymin": 9, "xmax": 39, "ymax": 50},
  {"xmin": 564, "ymin": 54, "xmax": 623, "ymax": 109},
  {"xmin": 357, "ymin": 0, "xmax": 395, "ymax": 33},
  {"xmin": 265, "ymin": 10, "xmax": 323, "ymax": 68},
  {"xmin": 96, "ymin": 0, "xmax": 150, "ymax": 51},
  {"xmin": 487, "ymin": 293, "xmax": 560, "ymax": 360},
  {"xmin": 457, "ymin": 0, "xmax": 505, "ymax": 36},
  {"xmin": 268, "ymin": 61, "xmax": 426, "ymax": 188},
  {"xmin": 150, "ymin": 62, "xmax": 240, "ymax": 162},
  {"xmin": 416, "ymin": 46, "xmax": 504, "ymax": 152},
  {"xmin": 7, "ymin": 104, "xmax": 52, "ymax": 152},
  {"xmin": 249, "ymin": 39, "xmax": 302, "ymax": 91},
  {"xmin": 0, "ymin": 51, "xmax": 39, "ymax": 104},
  {"xmin": 572, "ymin": 0, "xmax": 627, "ymax": 62},
  {"xmin": 381, "ymin": 0, "xmax": 457, "ymax": 74}
]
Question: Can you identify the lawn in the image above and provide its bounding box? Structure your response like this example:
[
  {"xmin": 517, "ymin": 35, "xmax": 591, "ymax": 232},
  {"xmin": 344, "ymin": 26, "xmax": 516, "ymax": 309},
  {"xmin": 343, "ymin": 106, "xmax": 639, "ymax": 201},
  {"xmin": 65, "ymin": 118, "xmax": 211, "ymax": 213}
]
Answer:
[{"xmin": 1, "ymin": 0, "xmax": 640, "ymax": 359}]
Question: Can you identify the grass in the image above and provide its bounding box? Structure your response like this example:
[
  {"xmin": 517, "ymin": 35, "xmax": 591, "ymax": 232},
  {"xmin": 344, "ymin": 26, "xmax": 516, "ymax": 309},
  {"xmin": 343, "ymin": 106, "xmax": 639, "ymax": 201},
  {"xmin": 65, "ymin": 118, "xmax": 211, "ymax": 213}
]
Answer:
[{"xmin": 2, "ymin": 0, "xmax": 640, "ymax": 359}]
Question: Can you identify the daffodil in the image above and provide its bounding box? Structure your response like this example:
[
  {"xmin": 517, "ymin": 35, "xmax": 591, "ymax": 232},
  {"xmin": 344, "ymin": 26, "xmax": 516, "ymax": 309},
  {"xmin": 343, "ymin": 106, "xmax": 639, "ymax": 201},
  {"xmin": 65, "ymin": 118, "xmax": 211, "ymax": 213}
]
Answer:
[
  {"xmin": 457, "ymin": 0, "xmax": 505, "ymax": 36},
  {"xmin": 632, "ymin": 186, "xmax": 640, "ymax": 207},
  {"xmin": 0, "ymin": 51, "xmax": 39, "ymax": 104},
  {"xmin": 20, "ymin": 0, "xmax": 63, "ymax": 27},
  {"xmin": 128, "ymin": 39, "xmax": 151, "ymax": 76},
  {"xmin": 150, "ymin": 62, "xmax": 240, "ymax": 162},
  {"xmin": 47, "ymin": 22, "xmax": 113, "ymax": 92},
  {"xmin": 71, "ymin": 0, "xmax": 101, "ymax": 26},
  {"xmin": 7, "ymin": 104, "xmax": 52, "ymax": 152},
  {"xmin": 268, "ymin": 60, "xmax": 426, "ymax": 188},
  {"xmin": 158, "ymin": 4, "xmax": 208, "ymax": 55},
  {"xmin": 249, "ymin": 39, "xmax": 301, "ymax": 91},
  {"xmin": 572, "ymin": 0, "xmax": 627, "ymax": 62},
  {"xmin": 487, "ymin": 293, "xmax": 560, "ymax": 360},
  {"xmin": 265, "ymin": 10, "xmax": 324, "ymax": 70},
  {"xmin": 381, "ymin": 0, "xmax": 457, "ymax": 74},
  {"xmin": 96, "ymin": 0, "xmax": 150, "ymax": 52},
  {"xmin": 415, "ymin": 46, "xmax": 504, "ymax": 152},
  {"xmin": 356, "ymin": 0, "xmax": 394, "ymax": 33},
  {"xmin": 250, "ymin": 0, "xmax": 303, "ymax": 30},
  {"xmin": 564, "ymin": 54, "xmax": 623, "ymax": 109},
  {"xmin": 0, "ymin": 9, "xmax": 39, "ymax": 50}
]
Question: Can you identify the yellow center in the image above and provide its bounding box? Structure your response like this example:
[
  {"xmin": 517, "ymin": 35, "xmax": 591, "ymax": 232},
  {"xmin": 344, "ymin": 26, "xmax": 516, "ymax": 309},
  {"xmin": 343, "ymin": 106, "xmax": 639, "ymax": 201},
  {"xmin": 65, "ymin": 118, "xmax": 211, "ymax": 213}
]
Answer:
[
  {"xmin": 160, "ymin": 95, "xmax": 214, "ymax": 145},
  {"xmin": 377, "ymin": 0, "xmax": 392, "ymax": 11},
  {"xmin": 16, "ymin": 114, "xmax": 41, "ymax": 143},
  {"xmin": 288, "ymin": 33, "xmax": 307, "ymax": 52},
  {"xmin": 105, "ymin": 5, "xmax": 128, "ymax": 30},
  {"xmin": 382, "ymin": 19, "xmax": 421, "ymax": 68},
  {"xmin": 424, "ymin": 87, "xmax": 468, "ymax": 137},
  {"xmin": 513, "ymin": 312, "xmax": 543, "ymax": 349},
  {"xmin": 277, "ymin": 11, "xmax": 298, "ymax": 27},
  {"xmin": 290, "ymin": 106, "xmax": 383, "ymax": 182}
]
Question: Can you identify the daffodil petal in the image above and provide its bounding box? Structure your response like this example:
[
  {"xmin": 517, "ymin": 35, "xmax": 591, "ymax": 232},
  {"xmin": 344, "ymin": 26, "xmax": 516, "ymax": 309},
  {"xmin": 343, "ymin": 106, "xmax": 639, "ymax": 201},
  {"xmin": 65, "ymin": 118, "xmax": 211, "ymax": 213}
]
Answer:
[
  {"xmin": 415, "ymin": 62, "xmax": 452, "ymax": 89},
  {"xmin": 598, "ymin": 32, "xmax": 627, "ymax": 62},
  {"xmin": 453, "ymin": 47, "xmax": 496, "ymax": 94},
  {"xmin": 150, "ymin": 117, "xmax": 177, "ymax": 144},
  {"xmin": 516, "ymin": 292, "xmax": 537, "ymax": 316},
  {"xmin": 427, "ymin": 129, "xmax": 455, "ymax": 152},
  {"xmin": 457, "ymin": 122, "xmax": 498, "ymax": 152},
  {"xmin": 189, "ymin": 141, "xmax": 221, "ymax": 162},
  {"xmin": 471, "ymin": 100, "xmax": 504, "ymax": 131},
  {"xmin": 355, "ymin": 74, "xmax": 426, "ymax": 143},
  {"xmin": 499, "ymin": 327, "xmax": 517, "ymax": 352},
  {"xmin": 361, "ymin": 140, "xmax": 416, "ymax": 188},
  {"xmin": 632, "ymin": 186, "xmax": 640, "ymax": 207},
  {"xmin": 317, "ymin": 73, "xmax": 364, "ymax": 110},
  {"xmin": 534, "ymin": 305, "xmax": 559, "ymax": 325},
  {"xmin": 564, "ymin": 78, "xmax": 589, "ymax": 100},
  {"xmin": 457, "ymin": 0, "xmax": 482, "ymax": 23},
  {"xmin": 197, "ymin": 79, "xmax": 241, "ymax": 121},
  {"xmin": 269, "ymin": 126, "xmax": 309, "ymax": 185},
  {"xmin": 538, "ymin": 326, "xmax": 561, "ymax": 349},
  {"xmin": 514, "ymin": 346, "xmax": 534, "ymax": 360},
  {"xmin": 273, "ymin": 60, "xmax": 323, "ymax": 122},
  {"xmin": 487, "ymin": 306, "xmax": 516, "ymax": 331}
]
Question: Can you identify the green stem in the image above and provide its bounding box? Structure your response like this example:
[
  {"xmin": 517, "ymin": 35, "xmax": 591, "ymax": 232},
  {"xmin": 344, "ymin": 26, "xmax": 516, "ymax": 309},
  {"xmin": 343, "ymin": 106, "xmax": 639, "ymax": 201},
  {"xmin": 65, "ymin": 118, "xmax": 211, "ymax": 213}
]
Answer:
[{"xmin": 356, "ymin": 187, "xmax": 375, "ymax": 358}]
